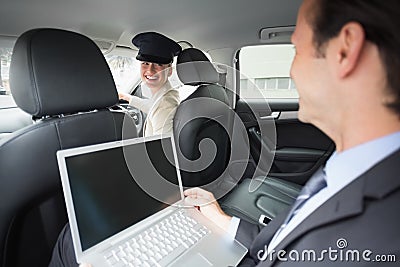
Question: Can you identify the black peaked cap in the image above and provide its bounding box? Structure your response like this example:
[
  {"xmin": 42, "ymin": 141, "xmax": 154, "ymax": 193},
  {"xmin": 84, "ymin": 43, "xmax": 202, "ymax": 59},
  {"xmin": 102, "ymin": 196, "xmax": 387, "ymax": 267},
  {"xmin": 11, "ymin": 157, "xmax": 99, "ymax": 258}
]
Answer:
[{"xmin": 132, "ymin": 32, "xmax": 182, "ymax": 64}]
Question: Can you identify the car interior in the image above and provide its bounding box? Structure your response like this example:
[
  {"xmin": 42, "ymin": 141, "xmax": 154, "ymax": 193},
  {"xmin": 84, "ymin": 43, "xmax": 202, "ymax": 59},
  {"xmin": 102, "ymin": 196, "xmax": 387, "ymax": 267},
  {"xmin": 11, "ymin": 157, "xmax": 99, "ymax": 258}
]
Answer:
[{"xmin": 0, "ymin": 0, "xmax": 334, "ymax": 266}]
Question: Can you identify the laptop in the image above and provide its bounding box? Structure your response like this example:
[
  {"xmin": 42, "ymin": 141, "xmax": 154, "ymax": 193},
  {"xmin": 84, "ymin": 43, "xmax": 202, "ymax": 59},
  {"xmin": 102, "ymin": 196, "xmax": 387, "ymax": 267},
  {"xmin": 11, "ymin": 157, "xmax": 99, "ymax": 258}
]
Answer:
[{"xmin": 57, "ymin": 134, "xmax": 247, "ymax": 266}]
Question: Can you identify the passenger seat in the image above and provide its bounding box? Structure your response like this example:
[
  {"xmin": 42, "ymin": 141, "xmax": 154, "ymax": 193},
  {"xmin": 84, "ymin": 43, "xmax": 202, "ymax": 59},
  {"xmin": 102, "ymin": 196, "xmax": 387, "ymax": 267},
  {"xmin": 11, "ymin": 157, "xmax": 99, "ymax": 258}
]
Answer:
[
  {"xmin": 0, "ymin": 28, "xmax": 137, "ymax": 267},
  {"xmin": 174, "ymin": 48, "xmax": 233, "ymax": 189}
]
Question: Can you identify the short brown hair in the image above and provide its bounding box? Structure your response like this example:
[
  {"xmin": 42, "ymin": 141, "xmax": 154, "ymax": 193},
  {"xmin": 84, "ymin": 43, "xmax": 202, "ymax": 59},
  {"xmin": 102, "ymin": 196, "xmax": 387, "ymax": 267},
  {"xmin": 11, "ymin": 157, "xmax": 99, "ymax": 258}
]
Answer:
[{"xmin": 309, "ymin": 0, "xmax": 400, "ymax": 115}]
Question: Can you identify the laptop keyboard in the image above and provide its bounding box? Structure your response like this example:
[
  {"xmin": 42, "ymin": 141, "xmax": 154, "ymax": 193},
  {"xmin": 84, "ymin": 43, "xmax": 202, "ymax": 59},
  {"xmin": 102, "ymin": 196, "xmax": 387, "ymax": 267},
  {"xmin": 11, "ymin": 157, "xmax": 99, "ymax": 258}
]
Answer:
[{"xmin": 104, "ymin": 210, "xmax": 210, "ymax": 267}]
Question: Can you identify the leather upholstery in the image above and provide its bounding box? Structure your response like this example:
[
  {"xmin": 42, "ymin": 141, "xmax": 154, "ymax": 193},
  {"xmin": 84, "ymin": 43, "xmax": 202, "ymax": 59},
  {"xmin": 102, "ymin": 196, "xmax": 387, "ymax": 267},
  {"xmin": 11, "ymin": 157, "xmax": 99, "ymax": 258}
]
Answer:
[
  {"xmin": 174, "ymin": 48, "xmax": 301, "ymax": 224},
  {"xmin": 220, "ymin": 177, "xmax": 301, "ymax": 225},
  {"xmin": 0, "ymin": 28, "xmax": 137, "ymax": 267},
  {"xmin": 10, "ymin": 28, "xmax": 118, "ymax": 117},
  {"xmin": 174, "ymin": 48, "xmax": 232, "ymax": 187}
]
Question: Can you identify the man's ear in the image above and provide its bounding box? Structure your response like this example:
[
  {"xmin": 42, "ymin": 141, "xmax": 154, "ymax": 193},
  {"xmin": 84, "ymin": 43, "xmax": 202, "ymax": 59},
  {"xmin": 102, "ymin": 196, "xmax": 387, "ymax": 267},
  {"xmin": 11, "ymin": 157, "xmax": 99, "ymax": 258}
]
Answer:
[{"xmin": 336, "ymin": 22, "xmax": 365, "ymax": 78}]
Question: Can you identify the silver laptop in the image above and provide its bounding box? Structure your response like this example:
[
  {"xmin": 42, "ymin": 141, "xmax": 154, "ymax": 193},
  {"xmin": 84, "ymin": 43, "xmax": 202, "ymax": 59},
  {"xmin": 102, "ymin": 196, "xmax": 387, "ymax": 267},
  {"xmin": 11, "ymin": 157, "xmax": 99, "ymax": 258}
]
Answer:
[{"xmin": 57, "ymin": 134, "xmax": 247, "ymax": 266}]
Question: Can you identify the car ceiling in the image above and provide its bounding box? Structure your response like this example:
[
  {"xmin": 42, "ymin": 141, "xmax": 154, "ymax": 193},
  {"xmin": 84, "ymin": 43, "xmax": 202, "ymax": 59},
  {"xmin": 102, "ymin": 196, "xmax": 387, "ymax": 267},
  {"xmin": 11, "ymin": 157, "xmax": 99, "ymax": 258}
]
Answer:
[{"xmin": 0, "ymin": 0, "xmax": 301, "ymax": 52}]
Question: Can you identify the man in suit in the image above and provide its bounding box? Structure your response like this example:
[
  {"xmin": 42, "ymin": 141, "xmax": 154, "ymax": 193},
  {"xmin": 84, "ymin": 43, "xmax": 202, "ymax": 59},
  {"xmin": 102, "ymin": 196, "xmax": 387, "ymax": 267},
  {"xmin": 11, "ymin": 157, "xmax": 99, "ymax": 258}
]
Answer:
[
  {"xmin": 51, "ymin": 0, "xmax": 400, "ymax": 266},
  {"xmin": 185, "ymin": 0, "xmax": 400, "ymax": 265}
]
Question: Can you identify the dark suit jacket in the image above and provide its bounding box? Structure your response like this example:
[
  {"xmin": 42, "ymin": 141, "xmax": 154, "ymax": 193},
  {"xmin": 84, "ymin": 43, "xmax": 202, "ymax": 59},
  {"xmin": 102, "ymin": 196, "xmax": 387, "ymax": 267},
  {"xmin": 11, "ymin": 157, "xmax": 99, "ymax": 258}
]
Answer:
[{"xmin": 236, "ymin": 149, "xmax": 400, "ymax": 266}]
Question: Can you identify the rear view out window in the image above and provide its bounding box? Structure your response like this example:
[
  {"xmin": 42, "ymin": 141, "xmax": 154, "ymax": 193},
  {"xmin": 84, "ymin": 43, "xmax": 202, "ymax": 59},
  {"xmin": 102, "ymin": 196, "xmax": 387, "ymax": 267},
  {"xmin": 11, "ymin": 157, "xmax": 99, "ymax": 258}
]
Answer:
[
  {"xmin": 0, "ymin": 47, "xmax": 12, "ymax": 95},
  {"xmin": 105, "ymin": 54, "xmax": 140, "ymax": 92},
  {"xmin": 239, "ymin": 44, "xmax": 298, "ymax": 99}
]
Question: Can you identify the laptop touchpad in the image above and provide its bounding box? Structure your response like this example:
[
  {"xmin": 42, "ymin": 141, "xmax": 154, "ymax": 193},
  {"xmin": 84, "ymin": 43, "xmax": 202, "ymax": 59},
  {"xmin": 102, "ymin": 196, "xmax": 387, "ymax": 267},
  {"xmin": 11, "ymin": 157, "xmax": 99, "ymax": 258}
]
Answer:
[{"xmin": 185, "ymin": 253, "xmax": 213, "ymax": 266}]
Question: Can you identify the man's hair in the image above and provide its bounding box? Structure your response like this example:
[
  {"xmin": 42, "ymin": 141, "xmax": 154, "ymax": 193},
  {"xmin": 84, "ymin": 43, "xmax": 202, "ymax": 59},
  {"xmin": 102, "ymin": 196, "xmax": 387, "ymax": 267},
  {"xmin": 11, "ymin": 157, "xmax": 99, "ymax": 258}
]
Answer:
[{"xmin": 308, "ymin": 0, "xmax": 400, "ymax": 115}]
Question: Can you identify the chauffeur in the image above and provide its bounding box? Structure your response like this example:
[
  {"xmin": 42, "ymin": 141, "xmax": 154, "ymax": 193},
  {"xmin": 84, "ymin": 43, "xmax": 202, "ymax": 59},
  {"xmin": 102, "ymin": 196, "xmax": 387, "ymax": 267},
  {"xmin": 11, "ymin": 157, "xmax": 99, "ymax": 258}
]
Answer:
[{"xmin": 119, "ymin": 32, "xmax": 181, "ymax": 137}]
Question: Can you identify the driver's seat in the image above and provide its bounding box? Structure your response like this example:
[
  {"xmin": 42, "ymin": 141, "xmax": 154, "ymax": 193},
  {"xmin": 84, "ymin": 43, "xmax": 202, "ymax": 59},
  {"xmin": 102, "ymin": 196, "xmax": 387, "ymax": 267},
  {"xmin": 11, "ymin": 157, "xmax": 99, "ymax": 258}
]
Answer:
[{"xmin": 0, "ymin": 28, "xmax": 137, "ymax": 267}]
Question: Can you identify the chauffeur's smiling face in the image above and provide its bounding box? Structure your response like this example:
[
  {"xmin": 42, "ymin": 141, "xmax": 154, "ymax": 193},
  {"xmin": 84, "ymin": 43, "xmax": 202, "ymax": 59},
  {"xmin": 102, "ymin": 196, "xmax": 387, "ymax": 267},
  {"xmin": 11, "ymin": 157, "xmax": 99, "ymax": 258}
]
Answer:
[{"xmin": 140, "ymin": 61, "xmax": 172, "ymax": 93}]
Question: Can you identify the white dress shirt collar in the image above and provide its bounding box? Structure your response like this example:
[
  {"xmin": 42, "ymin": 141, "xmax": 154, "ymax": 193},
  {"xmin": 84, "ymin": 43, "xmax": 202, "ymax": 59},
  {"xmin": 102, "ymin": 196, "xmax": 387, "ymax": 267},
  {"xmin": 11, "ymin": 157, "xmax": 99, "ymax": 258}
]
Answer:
[{"xmin": 325, "ymin": 131, "xmax": 400, "ymax": 191}]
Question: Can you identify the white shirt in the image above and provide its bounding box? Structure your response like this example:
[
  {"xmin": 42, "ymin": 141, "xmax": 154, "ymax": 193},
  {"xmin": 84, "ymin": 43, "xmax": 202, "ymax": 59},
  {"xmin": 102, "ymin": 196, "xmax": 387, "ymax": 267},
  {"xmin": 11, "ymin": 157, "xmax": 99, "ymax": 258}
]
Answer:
[{"xmin": 129, "ymin": 81, "xmax": 180, "ymax": 136}]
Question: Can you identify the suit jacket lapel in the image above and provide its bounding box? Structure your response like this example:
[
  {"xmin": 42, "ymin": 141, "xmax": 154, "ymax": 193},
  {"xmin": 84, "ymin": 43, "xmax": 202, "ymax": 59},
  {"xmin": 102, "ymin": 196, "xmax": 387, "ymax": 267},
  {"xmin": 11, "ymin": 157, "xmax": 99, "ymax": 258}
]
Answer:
[
  {"xmin": 251, "ymin": 211, "xmax": 287, "ymax": 250},
  {"xmin": 261, "ymin": 148, "xmax": 400, "ymax": 266},
  {"xmin": 273, "ymin": 178, "xmax": 364, "ymax": 251}
]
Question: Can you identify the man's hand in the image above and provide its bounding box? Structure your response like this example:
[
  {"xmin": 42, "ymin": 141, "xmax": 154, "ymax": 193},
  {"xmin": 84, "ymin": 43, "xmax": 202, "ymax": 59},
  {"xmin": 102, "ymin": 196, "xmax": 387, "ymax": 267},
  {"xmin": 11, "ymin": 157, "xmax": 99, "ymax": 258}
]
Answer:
[
  {"xmin": 78, "ymin": 189, "xmax": 231, "ymax": 267},
  {"xmin": 184, "ymin": 187, "xmax": 232, "ymax": 232}
]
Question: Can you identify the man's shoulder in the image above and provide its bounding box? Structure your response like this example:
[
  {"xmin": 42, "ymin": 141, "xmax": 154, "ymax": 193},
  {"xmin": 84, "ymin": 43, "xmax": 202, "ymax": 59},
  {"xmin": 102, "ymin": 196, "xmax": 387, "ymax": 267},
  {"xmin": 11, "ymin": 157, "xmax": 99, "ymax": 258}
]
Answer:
[
  {"xmin": 159, "ymin": 89, "xmax": 180, "ymax": 106},
  {"xmin": 361, "ymin": 147, "xmax": 400, "ymax": 198},
  {"xmin": 164, "ymin": 87, "xmax": 180, "ymax": 97}
]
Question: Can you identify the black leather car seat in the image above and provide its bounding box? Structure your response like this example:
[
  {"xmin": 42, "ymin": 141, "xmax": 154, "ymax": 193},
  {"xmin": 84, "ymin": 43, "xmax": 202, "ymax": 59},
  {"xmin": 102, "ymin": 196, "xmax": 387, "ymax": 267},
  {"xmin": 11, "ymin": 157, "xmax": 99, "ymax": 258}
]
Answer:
[
  {"xmin": 0, "ymin": 28, "xmax": 137, "ymax": 267},
  {"xmin": 174, "ymin": 48, "xmax": 233, "ymax": 189},
  {"xmin": 173, "ymin": 48, "xmax": 301, "ymax": 225}
]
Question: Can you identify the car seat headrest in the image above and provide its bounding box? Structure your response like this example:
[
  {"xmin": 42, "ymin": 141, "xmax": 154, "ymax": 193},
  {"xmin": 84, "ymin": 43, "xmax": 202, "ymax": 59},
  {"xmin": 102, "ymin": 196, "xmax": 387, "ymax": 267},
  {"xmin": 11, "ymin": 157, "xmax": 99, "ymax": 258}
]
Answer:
[
  {"xmin": 10, "ymin": 28, "xmax": 118, "ymax": 117},
  {"xmin": 176, "ymin": 48, "xmax": 219, "ymax": 86}
]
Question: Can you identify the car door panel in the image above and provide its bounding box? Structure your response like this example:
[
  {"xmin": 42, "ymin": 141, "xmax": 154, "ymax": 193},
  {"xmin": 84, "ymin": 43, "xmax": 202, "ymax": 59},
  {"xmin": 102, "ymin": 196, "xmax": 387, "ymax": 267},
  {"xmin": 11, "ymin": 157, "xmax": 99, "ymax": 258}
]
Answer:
[{"xmin": 236, "ymin": 98, "xmax": 334, "ymax": 185}]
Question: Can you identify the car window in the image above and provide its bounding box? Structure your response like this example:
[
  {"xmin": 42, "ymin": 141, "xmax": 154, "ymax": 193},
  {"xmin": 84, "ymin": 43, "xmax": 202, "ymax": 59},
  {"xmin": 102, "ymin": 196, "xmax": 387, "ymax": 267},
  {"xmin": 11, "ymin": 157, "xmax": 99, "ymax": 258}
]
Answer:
[
  {"xmin": 104, "ymin": 54, "xmax": 140, "ymax": 93},
  {"xmin": 0, "ymin": 47, "xmax": 12, "ymax": 96},
  {"xmin": 239, "ymin": 44, "xmax": 298, "ymax": 99}
]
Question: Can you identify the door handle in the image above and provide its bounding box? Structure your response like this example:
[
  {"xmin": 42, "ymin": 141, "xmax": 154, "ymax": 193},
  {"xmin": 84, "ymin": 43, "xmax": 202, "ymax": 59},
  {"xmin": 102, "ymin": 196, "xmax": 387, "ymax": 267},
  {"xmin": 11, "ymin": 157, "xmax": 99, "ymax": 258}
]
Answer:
[{"xmin": 260, "ymin": 111, "xmax": 280, "ymax": 120}]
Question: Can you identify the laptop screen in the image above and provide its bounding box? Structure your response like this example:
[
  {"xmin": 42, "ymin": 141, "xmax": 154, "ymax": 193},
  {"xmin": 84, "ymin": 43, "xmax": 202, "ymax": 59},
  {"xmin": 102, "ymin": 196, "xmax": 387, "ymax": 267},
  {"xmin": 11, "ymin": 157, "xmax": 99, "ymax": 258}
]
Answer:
[{"xmin": 64, "ymin": 137, "xmax": 181, "ymax": 251}]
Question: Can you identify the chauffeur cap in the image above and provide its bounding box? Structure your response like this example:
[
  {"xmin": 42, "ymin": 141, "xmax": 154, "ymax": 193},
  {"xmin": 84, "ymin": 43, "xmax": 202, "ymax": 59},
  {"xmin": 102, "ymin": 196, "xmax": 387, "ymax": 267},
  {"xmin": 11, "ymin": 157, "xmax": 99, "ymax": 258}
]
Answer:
[{"xmin": 132, "ymin": 32, "xmax": 182, "ymax": 64}]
